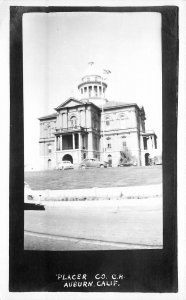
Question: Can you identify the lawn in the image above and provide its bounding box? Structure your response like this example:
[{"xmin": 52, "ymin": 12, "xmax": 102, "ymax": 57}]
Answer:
[{"xmin": 25, "ymin": 165, "xmax": 162, "ymax": 190}]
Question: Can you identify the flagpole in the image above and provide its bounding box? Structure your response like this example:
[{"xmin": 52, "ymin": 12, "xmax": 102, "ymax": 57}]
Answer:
[
  {"xmin": 101, "ymin": 75, "xmax": 105, "ymax": 161},
  {"xmin": 101, "ymin": 69, "xmax": 111, "ymax": 162}
]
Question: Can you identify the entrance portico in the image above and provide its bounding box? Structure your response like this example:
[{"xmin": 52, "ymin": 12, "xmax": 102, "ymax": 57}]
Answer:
[
  {"xmin": 54, "ymin": 126, "xmax": 89, "ymax": 165},
  {"xmin": 55, "ymin": 127, "xmax": 87, "ymax": 151}
]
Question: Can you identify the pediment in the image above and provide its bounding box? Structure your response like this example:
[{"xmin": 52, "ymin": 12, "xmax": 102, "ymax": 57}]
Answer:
[{"xmin": 55, "ymin": 98, "xmax": 85, "ymax": 110}]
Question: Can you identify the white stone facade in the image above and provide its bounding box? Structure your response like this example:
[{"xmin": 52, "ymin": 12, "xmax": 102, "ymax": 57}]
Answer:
[{"xmin": 38, "ymin": 69, "xmax": 158, "ymax": 169}]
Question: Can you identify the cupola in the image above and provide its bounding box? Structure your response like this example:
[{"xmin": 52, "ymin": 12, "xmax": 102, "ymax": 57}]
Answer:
[{"xmin": 78, "ymin": 63, "xmax": 108, "ymax": 105}]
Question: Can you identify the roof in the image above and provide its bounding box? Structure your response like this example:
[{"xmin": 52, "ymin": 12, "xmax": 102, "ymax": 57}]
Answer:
[
  {"xmin": 55, "ymin": 97, "xmax": 87, "ymax": 110},
  {"xmin": 38, "ymin": 113, "xmax": 57, "ymax": 120},
  {"xmin": 38, "ymin": 100, "xmax": 142, "ymax": 120},
  {"xmin": 98, "ymin": 101, "xmax": 139, "ymax": 110}
]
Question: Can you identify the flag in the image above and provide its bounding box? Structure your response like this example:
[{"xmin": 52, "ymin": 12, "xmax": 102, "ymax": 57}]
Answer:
[{"xmin": 103, "ymin": 69, "xmax": 111, "ymax": 74}]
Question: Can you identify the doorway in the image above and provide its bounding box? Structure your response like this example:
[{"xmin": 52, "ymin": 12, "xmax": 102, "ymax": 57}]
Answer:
[
  {"xmin": 145, "ymin": 153, "xmax": 150, "ymax": 166},
  {"xmin": 108, "ymin": 154, "xmax": 112, "ymax": 167},
  {"xmin": 48, "ymin": 159, "xmax": 52, "ymax": 169},
  {"xmin": 62, "ymin": 154, "xmax": 73, "ymax": 164}
]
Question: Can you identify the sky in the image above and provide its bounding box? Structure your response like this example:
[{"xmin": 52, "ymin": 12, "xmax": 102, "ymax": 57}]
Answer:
[{"xmin": 23, "ymin": 12, "xmax": 162, "ymax": 167}]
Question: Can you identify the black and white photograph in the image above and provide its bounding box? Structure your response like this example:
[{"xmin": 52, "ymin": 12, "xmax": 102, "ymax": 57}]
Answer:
[
  {"xmin": 23, "ymin": 11, "xmax": 163, "ymax": 252},
  {"xmin": 8, "ymin": 4, "xmax": 179, "ymax": 295}
]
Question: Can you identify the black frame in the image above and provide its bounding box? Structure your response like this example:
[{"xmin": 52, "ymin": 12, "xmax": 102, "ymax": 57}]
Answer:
[{"xmin": 10, "ymin": 6, "xmax": 178, "ymax": 292}]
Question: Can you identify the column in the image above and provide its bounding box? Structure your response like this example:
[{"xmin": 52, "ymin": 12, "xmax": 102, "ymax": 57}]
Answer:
[
  {"xmin": 55, "ymin": 136, "xmax": 57, "ymax": 151},
  {"xmin": 147, "ymin": 137, "xmax": 150, "ymax": 150},
  {"xmin": 56, "ymin": 113, "xmax": 60, "ymax": 128},
  {"xmin": 60, "ymin": 113, "xmax": 63, "ymax": 129},
  {"xmin": 152, "ymin": 136, "xmax": 154, "ymax": 149},
  {"xmin": 58, "ymin": 136, "xmax": 61, "ymax": 150},
  {"xmin": 78, "ymin": 110, "xmax": 81, "ymax": 127},
  {"xmin": 56, "ymin": 136, "xmax": 59, "ymax": 150},
  {"xmin": 78, "ymin": 133, "xmax": 82, "ymax": 150},
  {"xmin": 60, "ymin": 135, "xmax": 63, "ymax": 150},
  {"xmin": 88, "ymin": 132, "xmax": 93, "ymax": 151},
  {"xmin": 72, "ymin": 133, "xmax": 75, "ymax": 149}
]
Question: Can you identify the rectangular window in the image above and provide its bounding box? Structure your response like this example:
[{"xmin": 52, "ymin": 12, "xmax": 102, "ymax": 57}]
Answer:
[
  {"xmin": 107, "ymin": 143, "xmax": 112, "ymax": 148},
  {"xmin": 143, "ymin": 137, "xmax": 147, "ymax": 150}
]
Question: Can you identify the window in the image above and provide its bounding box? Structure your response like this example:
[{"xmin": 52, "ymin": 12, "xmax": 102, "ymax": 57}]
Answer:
[
  {"xmin": 48, "ymin": 144, "xmax": 52, "ymax": 154},
  {"xmin": 105, "ymin": 116, "xmax": 111, "ymax": 126},
  {"xmin": 94, "ymin": 86, "xmax": 98, "ymax": 96},
  {"xmin": 122, "ymin": 142, "xmax": 127, "ymax": 150},
  {"xmin": 143, "ymin": 137, "xmax": 148, "ymax": 150},
  {"xmin": 89, "ymin": 86, "xmax": 92, "ymax": 97},
  {"xmin": 70, "ymin": 116, "xmax": 77, "ymax": 127},
  {"xmin": 107, "ymin": 143, "xmax": 112, "ymax": 149},
  {"xmin": 93, "ymin": 116, "xmax": 98, "ymax": 129},
  {"xmin": 48, "ymin": 125, "xmax": 51, "ymax": 137},
  {"xmin": 48, "ymin": 159, "xmax": 51, "ymax": 169},
  {"xmin": 120, "ymin": 114, "xmax": 126, "ymax": 120}
]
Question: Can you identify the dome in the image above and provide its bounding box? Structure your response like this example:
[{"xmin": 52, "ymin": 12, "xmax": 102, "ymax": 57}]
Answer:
[
  {"xmin": 81, "ymin": 63, "xmax": 103, "ymax": 79},
  {"xmin": 78, "ymin": 63, "xmax": 108, "ymax": 104}
]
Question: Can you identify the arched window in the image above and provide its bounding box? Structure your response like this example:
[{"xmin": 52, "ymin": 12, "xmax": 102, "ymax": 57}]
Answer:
[
  {"xmin": 70, "ymin": 116, "xmax": 77, "ymax": 128},
  {"xmin": 45, "ymin": 124, "xmax": 51, "ymax": 137},
  {"xmin": 48, "ymin": 144, "xmax": 52, "ymax": 154},
  {"xmin": 105, "ymin": 116, "xmax": 111, "ymax": 126}
]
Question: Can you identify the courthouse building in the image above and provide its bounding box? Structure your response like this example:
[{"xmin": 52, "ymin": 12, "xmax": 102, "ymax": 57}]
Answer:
[{"xmin": 38, "ymin": 66, "xmax": 158, "ymax": 169}]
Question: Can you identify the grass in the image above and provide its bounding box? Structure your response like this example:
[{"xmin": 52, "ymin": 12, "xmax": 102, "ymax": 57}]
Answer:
[{"xmin": 25, "ymin": 165, "xmax": 162, "ymax": 190}]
